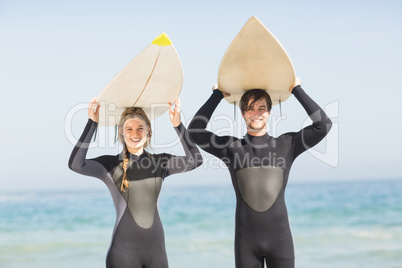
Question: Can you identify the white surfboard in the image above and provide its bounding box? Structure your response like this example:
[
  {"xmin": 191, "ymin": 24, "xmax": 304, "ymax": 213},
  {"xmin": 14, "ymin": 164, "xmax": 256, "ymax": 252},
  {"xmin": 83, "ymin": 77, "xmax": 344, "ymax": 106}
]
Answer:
[
  {"xmin": 218, "ymin": 16, "xmax": 296, "ymax": 106},
  {"xmin": 96, "ymin": 33, "xmax": 183, "ymax": 126}
]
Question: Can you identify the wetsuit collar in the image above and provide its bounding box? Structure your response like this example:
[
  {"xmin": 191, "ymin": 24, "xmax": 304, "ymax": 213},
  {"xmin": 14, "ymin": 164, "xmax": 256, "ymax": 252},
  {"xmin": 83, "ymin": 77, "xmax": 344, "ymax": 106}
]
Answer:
[
  {"xmin": 120, "ymin": 150, "xmax": 148, "ymax": 162},
  {"xmin": 244, "ymin": 133, "xmax": 271, "ymax": 146},
  {"xmin": 129, "ymin": 150, "xmax": 148, "ymax": 161}
]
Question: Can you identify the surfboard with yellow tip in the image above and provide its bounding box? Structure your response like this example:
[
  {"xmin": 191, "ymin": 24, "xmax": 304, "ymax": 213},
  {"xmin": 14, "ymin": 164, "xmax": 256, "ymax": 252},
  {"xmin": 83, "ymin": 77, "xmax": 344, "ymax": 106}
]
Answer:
[
  {"xmin": 96, "ymin": 33, "xmax": 183, "ymax": 126},
  {"xmin": 218, "ymin": 17, "xmax": 296, "ymax": 106}
]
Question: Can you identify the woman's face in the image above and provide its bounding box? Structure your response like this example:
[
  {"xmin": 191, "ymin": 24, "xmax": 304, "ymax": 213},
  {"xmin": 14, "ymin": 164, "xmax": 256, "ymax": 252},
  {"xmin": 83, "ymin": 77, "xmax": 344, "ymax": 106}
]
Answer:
[{"xmin": 121, "ymin": 117, "xmax": 149, "ymax": 154}]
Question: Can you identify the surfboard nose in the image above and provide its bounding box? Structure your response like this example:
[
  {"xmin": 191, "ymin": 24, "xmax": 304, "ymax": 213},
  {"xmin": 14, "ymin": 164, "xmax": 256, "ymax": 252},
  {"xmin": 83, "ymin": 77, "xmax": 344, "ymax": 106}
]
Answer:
[{"xmin": 152, "ymin": 33, "xmax": 172, "ymax": 46}]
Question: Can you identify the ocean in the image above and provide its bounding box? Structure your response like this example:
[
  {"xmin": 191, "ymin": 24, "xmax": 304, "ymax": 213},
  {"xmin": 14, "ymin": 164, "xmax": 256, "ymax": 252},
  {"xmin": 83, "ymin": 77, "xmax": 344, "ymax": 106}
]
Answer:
[{"xmin": 1, "ymin": 179, "xmax": 401, "ymax": 268}]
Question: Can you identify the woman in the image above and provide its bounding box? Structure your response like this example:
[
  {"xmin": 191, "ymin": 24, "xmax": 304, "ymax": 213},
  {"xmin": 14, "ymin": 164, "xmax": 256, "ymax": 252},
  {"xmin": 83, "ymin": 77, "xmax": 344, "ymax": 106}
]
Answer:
[{"xmin": 68, "ymin": 98, "xmax": 202, "ymax": 268}]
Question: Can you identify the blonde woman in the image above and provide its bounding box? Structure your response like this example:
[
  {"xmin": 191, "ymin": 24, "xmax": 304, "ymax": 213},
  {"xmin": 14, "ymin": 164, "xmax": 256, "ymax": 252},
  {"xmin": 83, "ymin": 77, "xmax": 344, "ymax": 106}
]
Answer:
[{"xmin": 68, "ymin": 98, "xmax": 202, "ymax": 268}]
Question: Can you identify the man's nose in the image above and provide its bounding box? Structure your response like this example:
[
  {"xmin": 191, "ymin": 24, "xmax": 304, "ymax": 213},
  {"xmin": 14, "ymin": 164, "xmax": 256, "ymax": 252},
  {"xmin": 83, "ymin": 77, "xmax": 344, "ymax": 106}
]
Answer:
[{"xmin": 253, "ymin": 110, "xmax": 261, "ymax": 116}]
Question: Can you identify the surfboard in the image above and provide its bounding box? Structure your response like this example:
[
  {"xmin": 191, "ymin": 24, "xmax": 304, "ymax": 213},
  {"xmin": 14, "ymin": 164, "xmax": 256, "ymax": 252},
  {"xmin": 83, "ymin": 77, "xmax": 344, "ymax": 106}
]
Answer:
[
  {"xmin": 217, "ymin": 16, "xmax": 296, "ymax": 106},
  {"xmin": 96, "ymin": 33, "xmax": 183, "ymax": 127}
]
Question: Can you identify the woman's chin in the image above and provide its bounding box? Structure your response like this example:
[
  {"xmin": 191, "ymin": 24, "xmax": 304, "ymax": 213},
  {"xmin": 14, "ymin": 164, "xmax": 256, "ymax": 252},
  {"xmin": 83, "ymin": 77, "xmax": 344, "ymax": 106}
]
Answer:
[{"xmin": 127, "ymin": 143, "xmax": 145, "ymax": 152}]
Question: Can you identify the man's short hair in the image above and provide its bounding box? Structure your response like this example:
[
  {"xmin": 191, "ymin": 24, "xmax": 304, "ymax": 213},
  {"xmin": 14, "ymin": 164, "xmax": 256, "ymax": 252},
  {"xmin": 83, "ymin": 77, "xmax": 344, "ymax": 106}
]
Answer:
[{"xmin": 240, "ymin": 89, "xmax": 272, "ymax": 114}]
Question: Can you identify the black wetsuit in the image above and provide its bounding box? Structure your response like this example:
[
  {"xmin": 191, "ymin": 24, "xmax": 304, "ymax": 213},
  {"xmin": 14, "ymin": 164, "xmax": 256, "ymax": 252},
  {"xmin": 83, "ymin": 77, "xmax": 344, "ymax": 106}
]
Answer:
[
  {"xmin": 69, "ymin": 120, "xmax": 201, "ymax": 268},
  {"xmin": 188, "ymin": 85, "xmax": 332, "ymax": 268}
]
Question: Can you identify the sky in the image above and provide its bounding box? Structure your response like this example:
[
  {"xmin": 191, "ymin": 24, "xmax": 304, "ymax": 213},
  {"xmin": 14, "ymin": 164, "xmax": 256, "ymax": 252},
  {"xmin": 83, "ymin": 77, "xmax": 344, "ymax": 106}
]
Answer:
[{"xmin": 0, "ymin": 0, "xmax": 401, "ymax": 191}]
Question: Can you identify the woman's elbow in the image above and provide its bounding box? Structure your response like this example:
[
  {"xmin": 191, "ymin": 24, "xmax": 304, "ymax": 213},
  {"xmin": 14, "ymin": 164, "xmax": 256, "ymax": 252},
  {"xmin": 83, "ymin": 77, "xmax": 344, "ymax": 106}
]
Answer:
[
  {"xmin": 68, "ymin": 158, "xmax": 85, "ymax": 173},
  {"xmin": 68, "ymin": 158, "xmax": 75, "ymax": 171}
]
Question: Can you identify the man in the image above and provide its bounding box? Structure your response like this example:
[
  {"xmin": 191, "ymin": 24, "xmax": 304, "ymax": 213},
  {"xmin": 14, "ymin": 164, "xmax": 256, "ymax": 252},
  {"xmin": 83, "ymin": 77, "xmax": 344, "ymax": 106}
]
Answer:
[{"xmin": 188, "ymin": 78, "xmax": 332, "ymax": 268}]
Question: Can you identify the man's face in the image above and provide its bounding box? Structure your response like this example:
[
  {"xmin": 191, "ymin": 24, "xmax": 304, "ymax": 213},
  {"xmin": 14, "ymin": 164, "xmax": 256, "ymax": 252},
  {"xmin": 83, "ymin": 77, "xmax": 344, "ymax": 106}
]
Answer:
[{"xmin": 242, "ymin": 98, "xmax": 270, "ymax": 133}]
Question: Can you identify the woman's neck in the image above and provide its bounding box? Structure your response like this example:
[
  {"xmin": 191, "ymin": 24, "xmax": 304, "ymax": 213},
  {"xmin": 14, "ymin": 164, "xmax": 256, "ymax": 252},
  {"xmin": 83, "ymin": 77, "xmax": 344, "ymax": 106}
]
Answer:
[{"xmin": 128, "ymin": 147, "xmax": 144, "ymax": 155}]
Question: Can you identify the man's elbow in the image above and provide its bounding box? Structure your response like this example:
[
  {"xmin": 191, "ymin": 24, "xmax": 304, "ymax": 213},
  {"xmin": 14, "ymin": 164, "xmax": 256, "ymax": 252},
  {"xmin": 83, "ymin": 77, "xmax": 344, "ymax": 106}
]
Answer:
[{"xmin": 325, "ymin": 118, "xmax": 333, "ymax": 134}]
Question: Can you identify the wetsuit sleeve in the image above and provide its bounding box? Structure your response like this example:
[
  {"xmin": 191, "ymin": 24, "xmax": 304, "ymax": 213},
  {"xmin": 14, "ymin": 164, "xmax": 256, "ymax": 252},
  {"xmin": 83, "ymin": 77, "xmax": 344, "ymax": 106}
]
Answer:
[
  {"xmin": 188, "ymin": 90, "xmax": 232, "ymax": 159},
  {"xmin": 68, "ymin": 119, "xmax": 107, "ymax": 179},
  {"xmin": 163, "ymin": 123, "xmax": 203, "ymax": 178},
  {"xmin": 291, "ymin": 85, "xmax": 333, "ymax": 158}
]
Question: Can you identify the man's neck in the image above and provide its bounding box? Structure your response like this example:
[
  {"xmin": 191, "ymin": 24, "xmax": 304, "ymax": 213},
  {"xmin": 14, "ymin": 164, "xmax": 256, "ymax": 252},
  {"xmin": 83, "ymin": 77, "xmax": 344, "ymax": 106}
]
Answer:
[{"xmin": 246, "ymin": 128, "xmax": 267, "ymax": 137}]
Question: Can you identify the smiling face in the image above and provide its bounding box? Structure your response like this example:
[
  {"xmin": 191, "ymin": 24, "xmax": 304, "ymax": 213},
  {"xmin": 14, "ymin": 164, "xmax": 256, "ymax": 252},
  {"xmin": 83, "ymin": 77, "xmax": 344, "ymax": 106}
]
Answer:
[
  {"xmin": 242, "ymin": 98, "xmax": 270, "ymax": 136},
  {"xmin": 120, "ymin": 117, "xmax": 150, "ymax": 154}
]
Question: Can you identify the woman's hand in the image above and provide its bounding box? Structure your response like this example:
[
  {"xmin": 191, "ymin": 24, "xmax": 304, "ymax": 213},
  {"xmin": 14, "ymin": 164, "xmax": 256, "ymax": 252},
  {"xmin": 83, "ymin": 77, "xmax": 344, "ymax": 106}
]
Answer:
[
  {"xmin": 169, "ymin": 98, "xmax": 181, "ymax": 127},
  {"xmin": 212, "ymin": 83, "xmax": 231, "ymax": 98},
  {"xmin": 88, "ymin": 98, "xmax": 100, "ymax": 123}
]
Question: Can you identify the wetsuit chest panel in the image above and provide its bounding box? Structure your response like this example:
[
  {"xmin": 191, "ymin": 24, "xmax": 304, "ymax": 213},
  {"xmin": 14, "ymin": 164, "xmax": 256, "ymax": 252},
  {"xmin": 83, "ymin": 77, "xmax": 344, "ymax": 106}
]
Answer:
[
  {"xmin": 236, "ymin": 166, "xmax": 284, "ymax": 212},
  {"xmin": 126, "ymin": 177, "xmax": 163, "ymax": 229}
]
